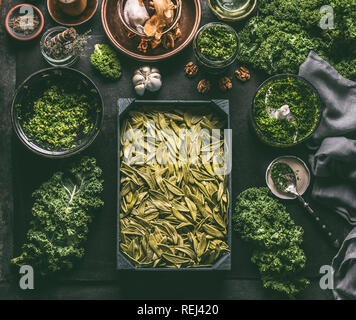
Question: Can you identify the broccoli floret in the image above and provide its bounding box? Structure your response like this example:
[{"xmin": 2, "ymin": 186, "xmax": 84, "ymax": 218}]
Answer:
[{"xmin": 90, "ymin": 44, "xmax": 122, "ymax": 80}]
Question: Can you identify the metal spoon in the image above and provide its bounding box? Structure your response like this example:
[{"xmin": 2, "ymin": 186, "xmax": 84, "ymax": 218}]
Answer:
[{"xmin": 270, "ymin": 161, "xmax": 340, "ymax": 249}]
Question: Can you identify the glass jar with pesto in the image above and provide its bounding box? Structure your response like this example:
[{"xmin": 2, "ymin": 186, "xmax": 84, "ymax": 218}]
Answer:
[
  {"xmin": 193, "ymin": 22, "xmax": 239, "ymax": 74},
  {"xmin": 251, "ymin": 74, "xmax": 322, "ymax": 148}
]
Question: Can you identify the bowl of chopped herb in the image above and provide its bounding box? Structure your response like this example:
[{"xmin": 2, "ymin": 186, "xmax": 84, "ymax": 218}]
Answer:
[
  {"xmin": 11, "ymin": 68, "xmax": 104, "ymax": 158},
  {"xmin": 5, "ymin": 4, "xmax": 44, "ymax": 41},
  {"xmin": 251, "ymin": 74, "xmax": 322, "ymax": 148},
  {"xmin": 193, "ymin": 22, "xmax": 239, "ymax": 74}
]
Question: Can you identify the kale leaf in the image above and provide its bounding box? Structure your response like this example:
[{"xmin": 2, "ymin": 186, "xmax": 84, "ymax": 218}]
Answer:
[
  {"xmin": 233, "ymin": 187, "xmax": 309, "ymax": 298},
  {"xmin": 90, "ymin": 44, "xmax": 122, "ymax": 80},
  {"xmin": 238, "ymin": 0, "xmax": 356, "ymax": 80},
  {"xmin": 11, "ymin": 157, "xmax": 104, "ymax": 276}
]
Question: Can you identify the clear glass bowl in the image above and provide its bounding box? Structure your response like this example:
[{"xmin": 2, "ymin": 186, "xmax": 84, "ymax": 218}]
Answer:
[
  {"xmin": 250, "ymin": 74, "xmax": 322, "ymax": 148},
  {"xmin": 208, "ymin": 0, "xmax": 257, "ymax": 22},
  {"xmin": 40, "ymin": 26, "xmax": 79, "ymax": 67},
  {"xmin": 193, "ymin": 22, "xmax": 239, "ymax": 74}
]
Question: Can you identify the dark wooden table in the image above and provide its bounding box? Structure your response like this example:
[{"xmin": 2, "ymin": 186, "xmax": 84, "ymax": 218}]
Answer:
[{"xmin": 0, "ymin": 0, "xmax": 350, "ymax": 300}]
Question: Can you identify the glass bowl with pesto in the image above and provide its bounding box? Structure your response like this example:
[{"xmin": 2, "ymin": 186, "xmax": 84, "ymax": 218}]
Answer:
[
  {"xmin": 251, "ymin": 74, "xmax": 322, "ymax": 147},
  {"xmin": 193, "ymin": 22, "xmax": 239, "ymax": 74},
  {"xmin": 11, "ymin": 68, "xmax": 103, "ymax": 158}
]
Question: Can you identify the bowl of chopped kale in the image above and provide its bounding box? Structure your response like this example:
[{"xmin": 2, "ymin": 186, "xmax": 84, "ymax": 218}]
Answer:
[
  {"xmin": 251, "ymin": 74, "xmax": 322, "ymax": 148},
  {"xmin": 11, "ymin": 67, "xmax": 104, "ymax": 158}
]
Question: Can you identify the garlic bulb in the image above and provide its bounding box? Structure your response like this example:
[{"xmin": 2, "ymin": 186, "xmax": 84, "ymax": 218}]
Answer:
[
  {"xmin": 123, "ymin": 0, "xmax": 150, "ymax": 34},
  {"xmin": 133, "ymin": 67, "xmax": 162, "ymax": 96}
]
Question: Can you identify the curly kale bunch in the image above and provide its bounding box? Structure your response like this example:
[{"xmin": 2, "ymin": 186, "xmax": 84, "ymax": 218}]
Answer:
[
  {"xmin": 12, "ymin": 157, "xmax": 104, "ymax": 276},
  {"xmin": 90, "ymin": 44, "xmax": 122, "ymax": 80},
  {"xmin": 233, "ymin": 187, "xmax": 309, "ymax": 298},
  {"xmin": 238, "ymin": 0, "xmax": 356, "ymax": 80}
]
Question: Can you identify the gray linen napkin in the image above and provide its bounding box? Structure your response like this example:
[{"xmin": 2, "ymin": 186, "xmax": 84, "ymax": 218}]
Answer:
[
  {"xmin": 299, "ymin": 51, "xmax": 356, "ymax": 225},
  {"xmin": 332, "ymin": 226, "xmax": 356, "ymax": 300}
]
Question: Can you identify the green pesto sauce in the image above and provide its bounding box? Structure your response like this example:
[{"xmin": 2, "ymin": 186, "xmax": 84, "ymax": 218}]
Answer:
[
  {"xmin": 271, "ymin": 162, "xmax": 295, "ymax": 193},
  {"xmin": 253, "ymin": 77, "xmax": 320, "ymax": 145},
  {"xmin": 198, "ymin": 25, "xmax": 238, "ymax": 61},
  {"xmin": 21, "ymin": 85, "xmax": 97, "ymax": 150}
]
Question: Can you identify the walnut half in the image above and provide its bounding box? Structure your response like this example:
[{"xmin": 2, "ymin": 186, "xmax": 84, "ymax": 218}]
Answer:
[
  {"xmin": 184, "ymin": 62, "xmax": 199, "ymax": 78},
  {"xmin": 235, "ymin": 66, "xmax": 251, "ymax": 82},
  {"xmin": 197, "ymin": 79, "xmax": 211, "ymax": 94},
  {"xmin": 219, "ymin": 77, "xmax": 233, "ymax": 92}
]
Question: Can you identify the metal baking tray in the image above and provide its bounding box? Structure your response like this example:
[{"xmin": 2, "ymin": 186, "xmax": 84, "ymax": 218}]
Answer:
[{"xmin": 117, "ymin": 99, "xmax": 232, "ymax": 271}]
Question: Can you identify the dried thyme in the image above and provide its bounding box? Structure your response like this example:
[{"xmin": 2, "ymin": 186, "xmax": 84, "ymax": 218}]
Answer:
[{"xmin": 41, "ymin": 28, "xmax": 91, "ymax": 60}]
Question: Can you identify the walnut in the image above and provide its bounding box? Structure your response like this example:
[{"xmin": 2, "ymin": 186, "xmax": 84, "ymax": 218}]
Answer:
[
  {"xmin": 235, "ymin": 66, "xmax": 250, "ymax": 82},
  {"xmin": 185, "ymin": 62, "xmax": 199, "ymax": 78},
  {"xmin": 197, "ymin": 79, "xmax": 211, "ymax": 94},
  {"xmin": 151, "ymin": 39, "xmax": 162, "ymax": 49},
  {"xmin": 173, "ymin": 24, "xmax": 182, "ymax": 40},
  {"xmin": 219, "ymin": 77, "xmax": 233, "ymax": 92},
  {"xmin": 162, "ymin": 32, "xmax": 175, "ymax": 49},
  {"xmin": 138, "ymin": 39, "xmax": 150, "ymax": 53}
]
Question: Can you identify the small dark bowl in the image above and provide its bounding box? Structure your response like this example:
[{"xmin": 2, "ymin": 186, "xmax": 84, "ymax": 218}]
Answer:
[
  {"xmin": 5, "ymin": 4, "xmax": 44, "ymax": 41},
  {"xmin": 250, "ymin": 74, "xmax": 323, "ymax": 148},
  {"xmin": 47, "ymin": 0, "xmax": 98, "ymax": 26},
  {"xmin": 11, "ymin": 68, "xmax": 104, "ymax": 158}
]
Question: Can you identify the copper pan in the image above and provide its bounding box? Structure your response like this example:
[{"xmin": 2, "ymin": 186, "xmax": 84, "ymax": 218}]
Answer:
[{"xmin": 101, "ymin": 0, "xmax": 202, "ymax": 62}]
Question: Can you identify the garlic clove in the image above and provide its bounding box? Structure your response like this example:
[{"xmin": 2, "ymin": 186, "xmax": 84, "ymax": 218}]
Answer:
[
  {"xmin": 149, "ymin": 72, "xmax": 161, "ymax": 80},
  {"xmin": 140, "ymin": 66, "xmax": 151, "ymax": 76},
  {"xmin": 132, "ymin": 74, "xmax": 146, "ymax": 84},
  {"xmin": 146, "ymin": 76, "xmax": 162, "ymax": 92},
  {"xmin": 135, "ymin": 83, "xmax": 146, "ymax": 96}
]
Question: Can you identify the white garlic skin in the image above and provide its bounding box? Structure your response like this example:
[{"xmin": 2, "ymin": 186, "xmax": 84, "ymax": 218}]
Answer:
[
  {"xmin": 135, "ymin": 84, "xmax": 146, "ymax": 96},
  {"xmin": 132, "ymin": 66, "xmax": 162, "ymax": 96},
  {"xmin": 267, "ymin": 104, "xmax": 293, "ymax": 121},
  {"xmin": 146, "ymin": 72, "xmax": 162, "ymax": 92},
  {"xmin": 276, "ymin": 105, "xmax": 291, "ymax": 120},
  {"xmin": 123, "ymin": 0, "xmax": 149, "ymax": 33}
]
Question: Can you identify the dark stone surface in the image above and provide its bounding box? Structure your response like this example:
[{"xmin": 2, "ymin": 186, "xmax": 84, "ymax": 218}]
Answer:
[
  {"xmin": 0, "ymin": 0, "xmax": 350, "ymax": 299},
  {"xmin": 0, "ymin": 0, "xmax": 16, "ymax": 283}
]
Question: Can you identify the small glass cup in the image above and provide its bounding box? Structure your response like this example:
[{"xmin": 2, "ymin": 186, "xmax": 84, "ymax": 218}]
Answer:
[
  {"xmin": 193, "ymin": 22, "xmax": 239, "ymax": 74},
  {"xmin": 40, "ymin": 26, "xmax": 79, "ymax": 67},
  {"xmin": 208, "ymin": 0, "xmax": 257, "ymax": 22}
]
